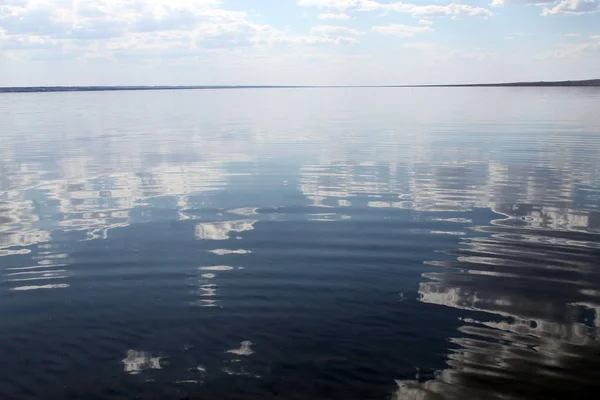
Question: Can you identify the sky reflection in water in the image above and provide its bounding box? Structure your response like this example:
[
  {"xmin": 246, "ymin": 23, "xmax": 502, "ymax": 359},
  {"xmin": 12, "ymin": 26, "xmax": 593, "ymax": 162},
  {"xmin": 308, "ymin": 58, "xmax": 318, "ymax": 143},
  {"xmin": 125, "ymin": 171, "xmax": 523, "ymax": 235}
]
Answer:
[{"xmin": 1, "ymin": 88, "xmax": 600, "ymax": 399}]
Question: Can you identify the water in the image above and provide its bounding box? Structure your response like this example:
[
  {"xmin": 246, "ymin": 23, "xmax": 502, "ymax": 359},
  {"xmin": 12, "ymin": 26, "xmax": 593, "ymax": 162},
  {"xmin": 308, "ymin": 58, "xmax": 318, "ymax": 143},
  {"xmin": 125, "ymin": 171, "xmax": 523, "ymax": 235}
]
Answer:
[{"xmin": 1, "ymin": 88, "xmax": 599, "ymax": 400}]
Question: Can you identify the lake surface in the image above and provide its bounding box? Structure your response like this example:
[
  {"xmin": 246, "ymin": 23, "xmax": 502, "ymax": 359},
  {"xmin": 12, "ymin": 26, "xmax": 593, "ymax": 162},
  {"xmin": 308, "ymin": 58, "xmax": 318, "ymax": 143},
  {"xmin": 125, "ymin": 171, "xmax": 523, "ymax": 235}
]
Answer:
[{"xmin": 1, "ymin": 88, "xmax": 600, "ymax": 400}]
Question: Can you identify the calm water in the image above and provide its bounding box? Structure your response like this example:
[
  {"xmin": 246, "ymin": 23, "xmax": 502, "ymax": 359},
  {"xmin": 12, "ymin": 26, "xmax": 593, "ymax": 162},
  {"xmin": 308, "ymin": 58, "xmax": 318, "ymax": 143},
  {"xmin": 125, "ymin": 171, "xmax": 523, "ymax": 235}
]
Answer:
[{"xmin": 1, "ymin": 88, "xmax": 600, "ymax": 400}]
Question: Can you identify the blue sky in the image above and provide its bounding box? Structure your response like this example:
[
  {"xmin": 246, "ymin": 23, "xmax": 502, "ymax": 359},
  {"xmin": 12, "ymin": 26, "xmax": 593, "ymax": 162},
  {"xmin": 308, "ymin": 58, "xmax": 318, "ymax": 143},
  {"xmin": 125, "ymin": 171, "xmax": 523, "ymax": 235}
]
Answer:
[{"xmin": 1, "ymin": 0, "xmax": 599, "ymax": 85}]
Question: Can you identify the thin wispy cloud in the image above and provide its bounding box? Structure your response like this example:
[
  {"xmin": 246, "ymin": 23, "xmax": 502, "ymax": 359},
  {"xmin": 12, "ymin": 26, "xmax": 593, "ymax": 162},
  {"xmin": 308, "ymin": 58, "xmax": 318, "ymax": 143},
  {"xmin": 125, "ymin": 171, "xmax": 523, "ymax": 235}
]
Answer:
[
  {"xmin": 318, "ymin": 13, "xmax": 351, "ymax": 19},
  {"xmin": 492, "ymin": 0, "xmax": 599, "ymax": 15},
  {"xmin": 372, "ymin": 25, "xmax": 434, "ymax": 37}
]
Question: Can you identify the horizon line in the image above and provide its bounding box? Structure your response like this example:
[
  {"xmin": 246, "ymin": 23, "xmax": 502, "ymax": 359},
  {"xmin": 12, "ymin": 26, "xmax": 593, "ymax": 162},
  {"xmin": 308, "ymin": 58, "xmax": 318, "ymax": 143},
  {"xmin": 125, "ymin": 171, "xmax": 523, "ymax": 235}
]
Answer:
[{"xmin": 1, "ymin": 78, "xmax": 599, "ymax": 93}]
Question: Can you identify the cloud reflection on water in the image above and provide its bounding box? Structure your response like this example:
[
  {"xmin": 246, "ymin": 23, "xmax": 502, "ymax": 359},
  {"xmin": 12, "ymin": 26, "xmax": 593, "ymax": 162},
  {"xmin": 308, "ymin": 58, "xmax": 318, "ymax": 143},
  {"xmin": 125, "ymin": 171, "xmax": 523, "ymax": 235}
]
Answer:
[{"xmin": 1, "ymin": 89, "xmax": 600, "ymax": 398}]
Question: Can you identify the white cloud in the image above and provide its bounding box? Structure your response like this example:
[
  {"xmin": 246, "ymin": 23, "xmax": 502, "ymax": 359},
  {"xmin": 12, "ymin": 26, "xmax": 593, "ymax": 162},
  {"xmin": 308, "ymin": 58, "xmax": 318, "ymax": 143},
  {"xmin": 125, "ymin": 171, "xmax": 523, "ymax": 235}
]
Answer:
[
  {"xmin": 318, "ymin": 13, "xmax": 351, "ymax": 19},
  {"xmin": 372, "ymin": 24, "xmax": 434, "ymax": 37},
  {"xmin": 2, "ymin": 0, "xmax": 596, "ymax": 86},
  {"xmin": 290, "ymin": 35, "xmax": 360, "ymax": 45},
  {"xmin": 404, "ymin": 41, "xmax": 437, "ymax": 50},
  {"xmin": 542, "ymin": 0, "xmax": 599, "ymax": 15},
  {"xmin": 0, "ymin": 0, "xmax": 246, "ymax": 39},
  {"xmin": 492, "ymin": 0, "xmax": 598, "ymax": 15},
  {"xmin": 312, "ymin": 25, "xmax": 361, "ymax": 36},
  {"xmin": 0, "ymin": 33, "xmax": 62, "ymax": 51},
  {"xmin": 298, "ymin": 0, "xmax": 379, "ymax": 9},
  {"xmin": 560, "ymin": 33, "xmax": 581, "ymax": 36},
  {"xmin": 491, "ymin": 0, "xmax": 554, "ymax": 6},
  {"xmin": 299, "ymin": 0, "xmax": 492, "ymax": 18},
  {"xmin": 0, "ymin": 0, "xmax": 361, "ymax": 62},
  {"xmin": 542, "ymin": 39, "xmax": 600, "ymax": 58},
  {"xmin": 385, "ymin": 3, "xmax": 492, "ymax": 17},
  {"xmin": 445, "ymin": 50, "xmax": 501, "ymax": 60}
]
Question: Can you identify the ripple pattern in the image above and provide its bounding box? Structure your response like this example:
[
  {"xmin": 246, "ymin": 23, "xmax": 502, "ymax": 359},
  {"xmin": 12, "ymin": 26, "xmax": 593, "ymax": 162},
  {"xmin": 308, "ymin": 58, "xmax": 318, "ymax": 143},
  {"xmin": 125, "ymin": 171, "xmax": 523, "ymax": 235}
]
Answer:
[{"xmin": 1, "ymin": 88, "xmax": 600, "ymax": 399}]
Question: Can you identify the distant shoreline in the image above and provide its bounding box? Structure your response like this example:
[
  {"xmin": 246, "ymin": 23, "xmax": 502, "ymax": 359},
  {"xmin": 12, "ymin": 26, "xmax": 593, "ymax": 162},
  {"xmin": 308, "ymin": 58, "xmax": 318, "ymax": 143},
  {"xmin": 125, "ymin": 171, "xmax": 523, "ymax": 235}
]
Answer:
[{"xmin": 1, "ymin": 79, "xmax": 599, "ymax": 93}]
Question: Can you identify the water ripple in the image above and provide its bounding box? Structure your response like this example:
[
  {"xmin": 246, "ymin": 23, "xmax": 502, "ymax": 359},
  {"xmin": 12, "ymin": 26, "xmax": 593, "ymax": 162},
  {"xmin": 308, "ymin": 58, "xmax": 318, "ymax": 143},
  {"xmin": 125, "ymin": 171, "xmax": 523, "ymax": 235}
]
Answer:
[{"xmin": 1, "ymin": 88, "xmax": 600, "ymax": 399}]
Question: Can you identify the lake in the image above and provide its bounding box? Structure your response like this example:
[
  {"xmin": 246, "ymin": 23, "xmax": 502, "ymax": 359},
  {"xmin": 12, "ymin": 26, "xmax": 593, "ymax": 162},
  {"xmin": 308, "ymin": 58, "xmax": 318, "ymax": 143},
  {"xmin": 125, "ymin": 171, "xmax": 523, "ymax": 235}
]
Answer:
[{"xmin": 1, "ymin": 88, "xmax": 600, "ymax": 400}]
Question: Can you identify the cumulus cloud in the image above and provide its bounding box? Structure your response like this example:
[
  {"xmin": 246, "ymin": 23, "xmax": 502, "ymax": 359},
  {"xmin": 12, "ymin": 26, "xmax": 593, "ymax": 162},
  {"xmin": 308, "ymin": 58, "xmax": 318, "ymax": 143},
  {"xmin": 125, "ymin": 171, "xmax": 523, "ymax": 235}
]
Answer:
[
  {"xmin": 318, "ymin": 13, "xmax": 351, "ymax": 19},
  {"xmin": 418, "ymin": 19, "xmax": 435, "ymax": 25},
  {"xmin": 492, "ymin": 0, "xmax": 598, "ymax": 15},
  {"xmin": 372, "ymin": 24, "xmax": 434, "ymax": 37},
  {"xmin": 299, "ymin": 0, "xmax": 492, "ymax": 18},
  {"xmin": 0, "ymin": 0, "xmax": 246, "ymax": 39},
  {"xmin": 542, "ymin": 0, "xmax": 599, "ymax": 15},
  {"xmin": 0, "ymin": 0, "xmax": 360, "ymax": 61}
]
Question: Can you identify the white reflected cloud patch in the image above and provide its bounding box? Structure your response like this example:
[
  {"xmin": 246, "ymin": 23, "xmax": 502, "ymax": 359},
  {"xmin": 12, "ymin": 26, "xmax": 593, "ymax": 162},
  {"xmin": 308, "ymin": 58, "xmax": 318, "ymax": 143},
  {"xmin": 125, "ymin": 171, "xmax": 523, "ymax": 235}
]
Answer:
[
  {"xmin": 199, "ymin": 266, "xmax": 234, "ymax": 271},
  {"xmin": 430, "ymin": 230, "xmax": 466, "ymax": 236},
  {"xmin": 122, "ymin": 350, "xmax": 164, "ymax": 375},
  {"xmin": 208, "ymin": 249, "xmax": 250, "ymax": 255},
  {"xmin": 195, "ymin": 220, "xmax": 256, "ymax": 240},
  {"xmin": 226, "ymin": 341, "xmax": 254, "ymax": 356},
  {"xmin": 199, "ymin": 285, "xmax": 217, "ymax": 296},
  {"xmin": 197, "ymin": 299, "xmax": 218, "ymax": 307},
  {"xmin": 7, "ymin": 269, "xmax": 68, "ymax": 276},
  {"xmin": 0, "ymin": 249, "xmax": 31, "ymax": 257},
  {"xmin": 7, "ymin": 275, "xmax": 69, "ymax": 282},
  {"xmin": 309, "ymin": 213, "xmax": 351, "ymax": 222},
  {"xmin": 7, "ymin": 263, "xmax": 67, "ymax": 271},
  {"xmin": 228, "ymin": 207, "xmax": 258, "ymax": 216},
  {"xmin": 10, "ymin": 283, "xmax": 70, "ymax": 291}
]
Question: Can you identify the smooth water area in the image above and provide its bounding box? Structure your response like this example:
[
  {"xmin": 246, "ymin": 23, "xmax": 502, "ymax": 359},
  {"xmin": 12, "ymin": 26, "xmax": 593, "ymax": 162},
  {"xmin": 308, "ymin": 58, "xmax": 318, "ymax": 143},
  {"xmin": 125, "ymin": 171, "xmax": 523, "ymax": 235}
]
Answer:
[{"xmin": 1, "ymin": 88, "xmax": 600, "ymax": 399}]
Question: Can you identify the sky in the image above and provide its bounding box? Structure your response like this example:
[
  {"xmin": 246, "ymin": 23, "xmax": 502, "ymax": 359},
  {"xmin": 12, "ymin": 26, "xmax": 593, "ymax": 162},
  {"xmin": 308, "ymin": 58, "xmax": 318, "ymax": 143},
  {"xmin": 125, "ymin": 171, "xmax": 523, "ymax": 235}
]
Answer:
[{"xmin": 0, "ymin": 0, "xmax": 599, "ymax": 86}]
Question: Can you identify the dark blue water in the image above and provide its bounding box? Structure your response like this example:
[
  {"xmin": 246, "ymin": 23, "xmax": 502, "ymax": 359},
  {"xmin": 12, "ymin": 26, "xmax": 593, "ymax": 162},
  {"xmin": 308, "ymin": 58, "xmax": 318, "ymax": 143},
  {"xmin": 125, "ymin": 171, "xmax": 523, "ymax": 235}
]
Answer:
[{"xmin": 1, "ymin": 88, "xmax": 600, "ymax": 400}]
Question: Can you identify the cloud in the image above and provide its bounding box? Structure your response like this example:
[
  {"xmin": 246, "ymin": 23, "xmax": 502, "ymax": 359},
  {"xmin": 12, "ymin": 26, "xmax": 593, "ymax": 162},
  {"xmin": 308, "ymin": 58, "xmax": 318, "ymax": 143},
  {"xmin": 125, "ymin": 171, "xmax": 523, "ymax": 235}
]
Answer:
[
  {"xmin": 299, "ymin": 0, "xmax": 492, "ymax": 18},
  {"xmin": 385, "ymin": 3, "xmax": 492, "ymax": 17},
  {"xmin": 560, "ymin": 33, "xmax": 582, "ymax": 36},
  {"xmin": 0, "ymin": 0, "xmax": 246, "ymax": 39},
  {"xmin": 372, "ymin": 24, "xmax": 434, "ymax": 37},
  {"xmin": 491, "ymin": 0, "xmax": 599, "ymax": 15},
  {"xmin": 0, "ymin": 33, "xmax": 62, "ymax": 51},
  {"xmin": 291, "ymin": 35, "xmax": 360, "ymax": 45},
  {"xmin": 418, "ymin": 19, "xmax": 435, "ymax": 25},
  {"xmin": 404, "ymin": 41, "xmax": 437, "ymax": 50},
  {"xmin": 312, "ymin": 25, "xmax": 361, "ymax": 36},
  {"xmin": 542, "ymin": 0, "xmax": 599, "ymax": 15},
  {"xmin": 298, "ymin": 0, "xmax": 378, "ymax": 9},
  {"xmin": 318, "ymin": 13, "xmax": 351, "ymax": 19},
  {"xmin": 542, "ymin": 39, "xmax": 600, "ymax": 58},
  {"xmin": 444, "ymin": 50, "xmax": 501, "ymax": 60},
  {"xmin": 0, "ymin": 0, "xmax": 360, "ymax": 62},
  {"xmin": 491, "ymin": 0, "xmax": 554, "ymax": 6}
]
